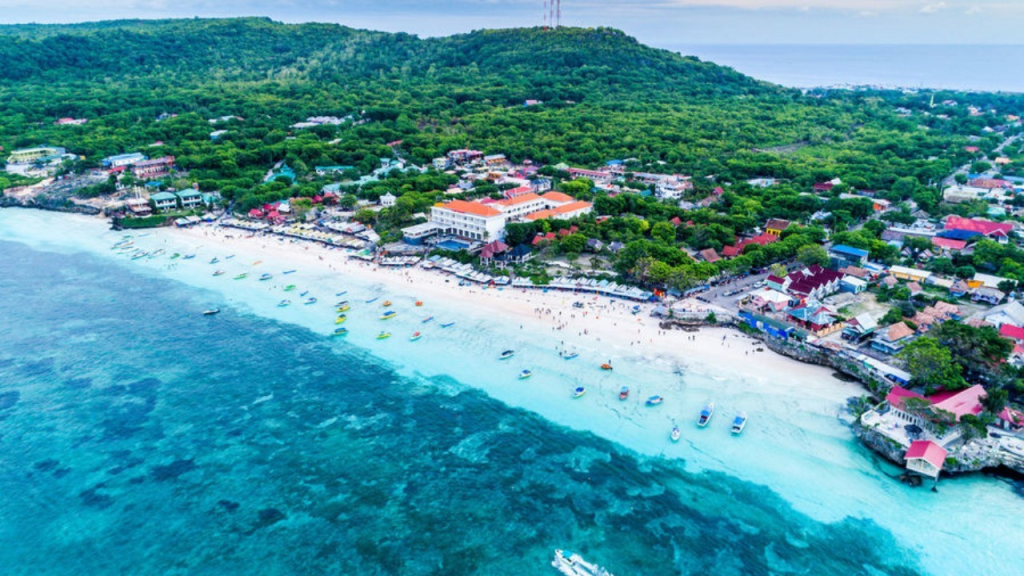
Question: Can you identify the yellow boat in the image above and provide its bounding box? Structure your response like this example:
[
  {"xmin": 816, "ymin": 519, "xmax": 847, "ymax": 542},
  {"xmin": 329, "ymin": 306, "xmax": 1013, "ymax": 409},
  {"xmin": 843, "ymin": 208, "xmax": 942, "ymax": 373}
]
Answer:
[
  {"xmin": 337, "ymin": 304, "xmax": 350, "ymax": 313},
  {"xmin": 380, "ymin": 310, "xmax": 397, "ymax": 320},
  {"xmin": 376, "ymin": 331, "xmax": 391, "ymax": 340},
  {"xmin": 335, "ymin": 315, "xmax": 347, "ymax": 324}
]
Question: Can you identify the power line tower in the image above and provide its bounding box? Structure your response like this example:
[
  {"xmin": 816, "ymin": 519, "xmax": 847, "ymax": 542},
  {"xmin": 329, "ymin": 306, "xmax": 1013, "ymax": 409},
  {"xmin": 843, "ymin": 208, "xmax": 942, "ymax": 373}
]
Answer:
[{"xmin": 543, "ymin": 0, "xmax": 561, "ymax": 29}]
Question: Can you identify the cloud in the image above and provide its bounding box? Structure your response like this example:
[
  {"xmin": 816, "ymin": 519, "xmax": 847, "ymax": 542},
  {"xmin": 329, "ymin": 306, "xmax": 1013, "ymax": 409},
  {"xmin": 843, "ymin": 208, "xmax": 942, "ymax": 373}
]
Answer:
[{"xmin": 919, "ymin": 2, "xmax": 947, "ymax": 13}]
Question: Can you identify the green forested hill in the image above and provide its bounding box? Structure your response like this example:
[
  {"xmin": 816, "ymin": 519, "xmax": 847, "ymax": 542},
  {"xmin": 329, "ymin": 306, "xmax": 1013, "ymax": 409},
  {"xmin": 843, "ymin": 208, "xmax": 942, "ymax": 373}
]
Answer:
[
  {"xmin": 0, "ymin": 18, "xmax": 771, "ymax": 100},
  {"xmin": 0, "ymin": 18, "xmax": 1010, "ymax": 216}
]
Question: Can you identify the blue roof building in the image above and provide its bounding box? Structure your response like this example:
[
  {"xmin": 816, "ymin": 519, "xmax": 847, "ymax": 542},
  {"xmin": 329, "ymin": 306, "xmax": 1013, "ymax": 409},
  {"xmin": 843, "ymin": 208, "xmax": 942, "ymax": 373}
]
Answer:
[{"xmin": 829, "ymin": 244, "xmax": 870, "ymax": 268}]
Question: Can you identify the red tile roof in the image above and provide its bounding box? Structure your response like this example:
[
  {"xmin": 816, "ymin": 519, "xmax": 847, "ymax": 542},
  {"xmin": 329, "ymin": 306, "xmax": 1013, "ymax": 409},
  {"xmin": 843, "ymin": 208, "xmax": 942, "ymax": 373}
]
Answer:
[
  {"xmin": 944, "ymin": 216, "xmax": 1013, "ymax": 237},
  {"xmin": 928, "ymin": 384, "xmax": 986, "ymax": 420},
  {"xmin": 885, "ymin": 322, "xmax": 915, "ymax": 342},
  {"xmin": 441, "ymin": 200, "xmax": 502, "ymax": 217},
  {"xmin": 765, "ymin": 219, "xmax": 791, "ymax": 232},
  {"xmin": 886, "ymin": 385, "xmax": 926, "ymax": 409},
  {"xmin": 999, "ymin": 324, "xmax": 1024, "ymax": 342},
  {"xmin": 699, "ymin": 248, "xmax": 721, "ymax": 263},
  {"xmin": 541, "ymin": 191, "xmax": 574, "ymax": 204},
  {"xmin": 721, "ymin": 244, "xmax": 742, "ymax": 258},
  {"xmin": 931, "ymin": 237, "xmax": 967, "ymax": 251},
  {"xmin": 495, "ymin": 192, "xmax": 542, "ymax": 207},
  {"xmin": 905, "ymin": 440, "xmax": 948, "ymax": 470}
]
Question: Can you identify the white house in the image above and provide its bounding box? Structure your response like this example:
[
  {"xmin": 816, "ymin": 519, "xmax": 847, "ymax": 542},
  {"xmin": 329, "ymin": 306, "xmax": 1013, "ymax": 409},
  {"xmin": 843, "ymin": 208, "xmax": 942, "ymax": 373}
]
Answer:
[{"xmin": 380, "ymin": 192, "xmax": 397, "ymax": 207}]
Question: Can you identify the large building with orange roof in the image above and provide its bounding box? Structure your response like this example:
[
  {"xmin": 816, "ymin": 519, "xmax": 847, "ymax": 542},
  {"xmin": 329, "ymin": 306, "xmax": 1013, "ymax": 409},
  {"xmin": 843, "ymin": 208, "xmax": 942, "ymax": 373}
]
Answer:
[
  {"xmin": 430, "ymin": 199, "xmax": 506, "ymax": 241},
  {"xmin": 429, "ymin": 191, "xmax": 593, "ymax": 241}
]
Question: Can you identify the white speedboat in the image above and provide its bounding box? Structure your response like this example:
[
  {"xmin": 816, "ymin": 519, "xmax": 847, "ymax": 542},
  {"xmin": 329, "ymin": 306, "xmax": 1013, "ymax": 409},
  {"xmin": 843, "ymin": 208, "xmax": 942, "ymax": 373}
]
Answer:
[
  {"xmin": 731, "ymin": 412, "xmax": 748, "ymax": 435},
  {"xmin": 552, "ymin": 549, "xmax": 613, "ymax": 576},
  {"xmin": 698, "ymin": 401, "xmax": 715, "ymax": 427},
  {"xmin": 670, "ymin": 426, "xmax": 681, "ymax": 442}
]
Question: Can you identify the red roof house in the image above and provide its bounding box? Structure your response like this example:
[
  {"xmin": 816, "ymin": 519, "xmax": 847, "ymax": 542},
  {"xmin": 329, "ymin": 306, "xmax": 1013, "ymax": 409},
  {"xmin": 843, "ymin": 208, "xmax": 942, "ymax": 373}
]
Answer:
[
  {"xmin": 931, "ymin": 237, "xmax": 967, "ymax": 252},
  {"xmin": 699, "ymin": 248, "xmax": 721, "ymax": 263},
  {"xmin": 904, "ymin": 440, "xmax": 948, "ymax": 479},
  {"xmin": 719, "ymin": 233, "xmax": 778, "ymax": 259},
  {"xmin": 927, "ymin": 384, "xmax": 986, "ymax": 421},
  {"xmin": 944, "ymin": 216, "xmax": 1013, "ymax": 238}
]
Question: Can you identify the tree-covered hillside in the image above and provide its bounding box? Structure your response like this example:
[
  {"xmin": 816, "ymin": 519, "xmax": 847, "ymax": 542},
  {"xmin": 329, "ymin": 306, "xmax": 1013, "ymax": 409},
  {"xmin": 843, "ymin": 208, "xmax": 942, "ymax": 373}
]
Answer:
[{"xmin": 0, "ymin": 18, "xmax": 1017, "ymax": 214}]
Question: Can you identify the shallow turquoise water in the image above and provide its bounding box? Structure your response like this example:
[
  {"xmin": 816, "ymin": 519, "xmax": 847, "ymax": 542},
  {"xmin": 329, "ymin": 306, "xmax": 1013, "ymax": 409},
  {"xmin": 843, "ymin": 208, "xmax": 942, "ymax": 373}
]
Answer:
[{"xmin": 0, "ymin": 239, "xmax": 928, "ymax": 574}]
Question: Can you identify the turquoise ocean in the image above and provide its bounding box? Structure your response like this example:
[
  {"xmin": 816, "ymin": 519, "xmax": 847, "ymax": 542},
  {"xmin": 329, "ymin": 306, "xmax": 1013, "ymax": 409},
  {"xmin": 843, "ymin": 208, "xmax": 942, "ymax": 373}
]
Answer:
[{"xmin": 1, "ymin": 209, "xmax": 1022, "ymax": 575}]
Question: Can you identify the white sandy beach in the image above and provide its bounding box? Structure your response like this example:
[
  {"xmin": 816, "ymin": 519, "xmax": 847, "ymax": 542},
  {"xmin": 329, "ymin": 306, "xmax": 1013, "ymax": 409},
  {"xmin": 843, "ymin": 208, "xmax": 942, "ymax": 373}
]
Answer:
[{"xmin": 169, "ymin": 222, "xmax": 829, "ymax": 389}]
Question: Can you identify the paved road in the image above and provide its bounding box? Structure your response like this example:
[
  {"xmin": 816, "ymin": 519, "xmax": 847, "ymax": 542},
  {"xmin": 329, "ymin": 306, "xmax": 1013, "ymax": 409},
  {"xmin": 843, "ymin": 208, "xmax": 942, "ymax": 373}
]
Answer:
[{"xmin": 699, "ymin": 271, "xmax": 771, "ymax": 310}]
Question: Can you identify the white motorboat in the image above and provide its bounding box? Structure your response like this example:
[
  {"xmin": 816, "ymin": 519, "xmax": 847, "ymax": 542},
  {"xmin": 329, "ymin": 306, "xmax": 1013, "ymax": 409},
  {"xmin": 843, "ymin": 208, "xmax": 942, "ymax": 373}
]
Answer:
[{"xmin": 551, "ymin": 549, "xmax": 613, "ymax": 576}]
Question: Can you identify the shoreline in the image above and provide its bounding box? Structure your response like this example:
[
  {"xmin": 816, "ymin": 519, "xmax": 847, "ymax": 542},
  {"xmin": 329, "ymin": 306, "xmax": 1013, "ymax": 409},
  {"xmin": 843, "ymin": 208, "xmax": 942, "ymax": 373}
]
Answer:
[
  {"xmin": 113, "ymin": 215, "xmax": 1024, "ymax": 481},
  {"xmin": 5, "ymin": 206, "xmax": 1019, "ymax": 482},
  {"xmin": 165, "ymin": 220, "xmax": 836, "ymax": 389}
]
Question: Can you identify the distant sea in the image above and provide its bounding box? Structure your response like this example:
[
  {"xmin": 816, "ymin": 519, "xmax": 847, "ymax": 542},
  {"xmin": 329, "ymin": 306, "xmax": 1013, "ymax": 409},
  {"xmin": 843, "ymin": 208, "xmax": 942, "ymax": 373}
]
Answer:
[{"xmin": 665, "ymin": 45, "xmax": 1024, "ymax": 93}]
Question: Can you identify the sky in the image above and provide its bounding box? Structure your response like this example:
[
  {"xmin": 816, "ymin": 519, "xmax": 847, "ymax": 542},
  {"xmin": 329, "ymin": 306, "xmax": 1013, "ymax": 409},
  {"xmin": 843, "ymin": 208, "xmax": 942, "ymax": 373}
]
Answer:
[{"xmin": 0, "ymin": 0, "xmax": 1022, "ymax": 45}]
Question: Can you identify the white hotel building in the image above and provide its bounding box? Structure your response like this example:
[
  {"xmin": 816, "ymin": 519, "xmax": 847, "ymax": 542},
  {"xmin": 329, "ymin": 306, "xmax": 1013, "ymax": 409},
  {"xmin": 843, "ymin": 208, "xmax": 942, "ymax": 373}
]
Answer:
[{"xmin": 426, "ymin": 192, "xmax": 592, "ymax": 241}]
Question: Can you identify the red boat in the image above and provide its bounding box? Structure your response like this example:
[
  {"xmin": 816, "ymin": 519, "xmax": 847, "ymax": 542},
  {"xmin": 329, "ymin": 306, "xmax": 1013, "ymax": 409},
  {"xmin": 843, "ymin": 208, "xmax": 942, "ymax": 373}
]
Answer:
[{"xmin": 619, "ymin": 386, "xmax": 629, "ymax": 400}]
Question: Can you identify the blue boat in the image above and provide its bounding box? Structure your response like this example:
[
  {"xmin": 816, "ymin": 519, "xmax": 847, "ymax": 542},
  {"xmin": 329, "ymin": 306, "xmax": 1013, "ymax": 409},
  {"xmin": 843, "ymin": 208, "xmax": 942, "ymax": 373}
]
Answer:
[
  {"xmin": 646, "ymin": 395, "xmax": 664, "ymax": 406},
  {"xmin": 422, "ymin": 316, "xmax": 434, "ymax": 323},
  {"xmin": 183, "ymin": 254, "xmax": 196, "ymax": 260},
  {"xmin": 209, "ymin": 257, "xmax": 220, "ymax": 264},
  {"xmin": 731, "ymin": 412, "xmax": 747, "ymax": 435},
  {"xmin": 304, "ymin": 297, "xmax": 317, "ymax": 305},
  {"xmin": 440, "ymin": 321, "xmax": 455, "ymax": 328},
  {"xmin": 380, "ymin": 310, "xmax": 397, "ymax": 320},
  {"xmin": 365, "ymin": 296, "xmax": 380, "ymax": 304},
  {"xmin": 336, "ymin": 291, "xmax": 348, "ymax": 296},
  {"xmin": 259, "ymin": 273, "xmax": 273, "ymax": 281},
  {"xmin": 283, "ymin": 269, "xmax": 296, "ymax": 275},
  {"xmin": 332, "ymin": 327, "xmax": 349, "ymax": 337},
  {"xmin": 698, "ymin": 401, "xmax": 715, "ymax": 427},
  {"xmin": 572, "ymin": 386, "xmax": 586, "ymax": 398}
]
